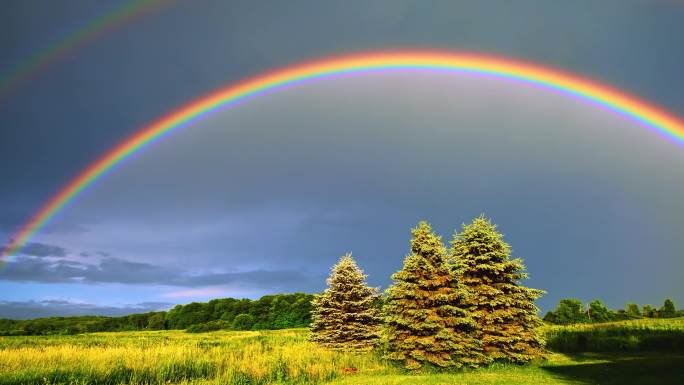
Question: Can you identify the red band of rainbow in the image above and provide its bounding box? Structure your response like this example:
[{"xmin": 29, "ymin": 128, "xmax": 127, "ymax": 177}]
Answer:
[{"xmin": 4, "ymin": 51, "xmax": 684, "ymax": 259}]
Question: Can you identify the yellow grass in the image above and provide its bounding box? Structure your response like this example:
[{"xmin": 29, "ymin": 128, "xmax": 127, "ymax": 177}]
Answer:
[{"xmin": 1, "ymin": 318, "xmax": 683, "ymax": 384}]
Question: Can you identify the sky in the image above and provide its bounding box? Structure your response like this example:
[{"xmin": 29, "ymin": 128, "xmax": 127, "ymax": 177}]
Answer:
[{"xmin": 1, "ymin": 0, "xmax": 683, "ymax": 319}]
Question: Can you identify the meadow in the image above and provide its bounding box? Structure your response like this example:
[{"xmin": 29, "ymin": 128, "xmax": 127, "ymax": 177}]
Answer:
[{"xmin": 1, "ymin": 318, "xmax": 683, "ymax": 385}]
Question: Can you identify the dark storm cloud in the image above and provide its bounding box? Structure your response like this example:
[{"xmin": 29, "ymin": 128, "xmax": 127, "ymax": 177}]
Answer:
[
  {"xmin": 180, "ymin": 270, "xmax": 323, "ymax": 288},
  {"xmin": 0, "ymin": 255, "xmax": 321, "ymax": 290},
  {"xmin": 0, "ymin": 202, "xmax": 30, "ymax": 234},
  {"xmin": 19, "ymin": 242, "xmax": 67, "ymax": 258},
  {"xmin": 1, "ymin": 0, "xmax": 684, "ymax": 312},
  {"xmin": 0, "ymin": 299, "xmax": 172, "ymax": 320},
  {"xmin": 1, "ymin": 0, "xmax": 683, "ymax": 232},
  {"xmin": 17, "ymin": 72, "xmax": 684, "ymax": 311}
]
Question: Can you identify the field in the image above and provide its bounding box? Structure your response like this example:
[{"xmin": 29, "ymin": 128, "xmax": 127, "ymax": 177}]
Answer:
[{"xmin": 1, "ymin": 318, "xmax": 683, "ymax": 385}]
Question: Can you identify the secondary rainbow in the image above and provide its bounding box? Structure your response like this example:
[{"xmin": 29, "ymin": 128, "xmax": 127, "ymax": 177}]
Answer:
[
  {"xmin": 0, "ymin": 0, "xmax": 174, "ymax": 100},
  {"xmin": 3, "ymin": 50, "xmax": 684, "ymax": 259}
]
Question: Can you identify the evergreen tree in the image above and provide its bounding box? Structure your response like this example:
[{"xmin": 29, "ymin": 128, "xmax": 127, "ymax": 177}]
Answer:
[
  {"xmin": 309, "ymin": 253, "xmax": 382, "ymax": 350},
  {"xmin": 384, "ymin": 222, "xmax": 481, "ymax": 370},
  {"xmin": 451, "ymin": 216, "xmax": 545, "ymax": 364}
]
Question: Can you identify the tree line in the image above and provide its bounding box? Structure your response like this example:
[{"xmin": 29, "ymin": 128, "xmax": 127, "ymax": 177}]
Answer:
[
  {"xmin": 0, "ymin": 293, "xmax": 313, "ymax": 336},
  {"xmin": 310, "ymin": 216, "xmax": 545, "ymax": 370},
  {"xmin": 0, "ymin": 312, "xmax": 166, "ymax": 336},
  {"xmin": 543, "ymin": 297, "xmax": 681, "ymax": 324},
  {"xmin": 3, "ymin": 213, "xmax": 680, "ymax": 352}
]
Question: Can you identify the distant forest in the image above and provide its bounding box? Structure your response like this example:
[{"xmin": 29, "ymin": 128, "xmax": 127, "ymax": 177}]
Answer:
[
  {"xmin": 0, "ymin": 293, "xmax": 313, "ymax": 336},
  {"xmin": 0, "ymin": 293, "xmax": 680, "ymax": 336},
  {"xmin": 543, "ymin": 298, "xmax": 682, "ymax": 324}
]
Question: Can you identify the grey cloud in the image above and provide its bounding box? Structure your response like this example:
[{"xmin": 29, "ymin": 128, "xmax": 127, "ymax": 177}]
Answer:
[
  {"xmin": 180, "ymin": 270, "xmax": 325, "ymax": 290},
  {"xmin": 77, "ymin": 251, "xmax": 111, "ymax": 258},
  {"xmin": 0, "ymin": 257, "xmax": 86, "ymax": 283},
  {"xmin": 0, "ymin": 299, "xmax": 172, "ymax": 320},
  {"xmin": 5, "ymin": 73, "xmax": 684, "ymax": 311},
  {"xmin": 19, "ymin": 242, "xmax": 68, "ymax": 258},
  {"xmin": 0, "ymin": 255, "xmax": 322, "ymax": 290},
  {"xmin": 2, "ymin": 0, "xmax": 684, "ymax": 313}
]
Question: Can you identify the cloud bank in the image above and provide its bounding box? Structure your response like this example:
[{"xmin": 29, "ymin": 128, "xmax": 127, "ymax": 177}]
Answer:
[
  {"xmin": 0, "ymin": 252, "xmax": 323, "ymax": 291},
  {"xmin": 0, "ymin": 299, "xmax": 171, "ymax": 320}
]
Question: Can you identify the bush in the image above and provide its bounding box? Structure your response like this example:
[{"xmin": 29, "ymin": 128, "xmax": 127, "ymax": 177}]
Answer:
[{"xmin": 232, "ymin": 314, "xmax": 256, "ymax": 331}]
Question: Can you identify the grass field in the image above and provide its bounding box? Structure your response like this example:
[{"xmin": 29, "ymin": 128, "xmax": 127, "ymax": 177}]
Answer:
[
  {"xmin": 1, "ymin": 318, "xmax": 683, "ymax": 385},
  {"xmin": 545, "ymin": 317, "xmax": 684, "ymax": 353}
]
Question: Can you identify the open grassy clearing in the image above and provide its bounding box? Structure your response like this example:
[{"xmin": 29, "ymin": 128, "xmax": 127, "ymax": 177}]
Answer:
[{"xmin": 1, "ymin": 318, "xmax": 683, "ymax": 385}]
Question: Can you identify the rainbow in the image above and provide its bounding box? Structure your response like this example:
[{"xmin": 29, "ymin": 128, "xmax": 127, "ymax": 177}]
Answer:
[
  {"xmin": 3, "ymin": 50, "xmax": 684, "ymax": 258},
  {"xmin": 0, "ymin": 0, "xmax": 174, "ymax": 100}
]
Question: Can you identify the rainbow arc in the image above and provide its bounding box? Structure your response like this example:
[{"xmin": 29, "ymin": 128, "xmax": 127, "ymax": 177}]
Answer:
[{"xmin": 3, "ymin": 51, "xmax": 684, "ymax": 258}]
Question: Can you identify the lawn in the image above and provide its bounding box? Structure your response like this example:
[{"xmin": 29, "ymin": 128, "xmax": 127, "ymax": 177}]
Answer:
[{"xmin": 1, "ymin": 319, "xmax": 682, "ymax": 385}]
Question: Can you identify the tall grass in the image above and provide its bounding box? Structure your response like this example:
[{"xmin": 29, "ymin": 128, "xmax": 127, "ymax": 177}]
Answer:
[
  {"xmin": 544, "ymin": 317, "xmax": 684, "ymax": 352},
  {"xmin": 1, "ymin": 318, "xmax": 682, "ymax": 385},
  {"xmin": 0, "ymin": 330, "xmax": 390, "ymax": 385}
]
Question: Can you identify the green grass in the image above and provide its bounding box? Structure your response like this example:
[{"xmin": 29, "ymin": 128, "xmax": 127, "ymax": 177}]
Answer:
[
  {"xmin": 545, "ymin": 317, "xmax": 684, "ymax": 352},
  {"xmin": 1, "ymin": 318, "xmax": 683, "ymax": 384}
]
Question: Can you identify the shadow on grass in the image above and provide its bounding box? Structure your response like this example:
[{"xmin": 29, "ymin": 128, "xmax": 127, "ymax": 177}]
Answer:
[{"xmin": 542, "ymin": 353, "xmax": 684, "ymax": 385}]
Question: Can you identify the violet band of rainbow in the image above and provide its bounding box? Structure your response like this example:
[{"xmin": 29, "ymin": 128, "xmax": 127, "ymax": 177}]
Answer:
[{"xmin": 3, "ymin": 51, "xmax": 684, "ymax": 259}]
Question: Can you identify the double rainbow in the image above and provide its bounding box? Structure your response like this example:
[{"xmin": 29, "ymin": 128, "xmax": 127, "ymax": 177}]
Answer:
[
  {"xmin": 0, "ymin": 0, "xmax": 173, "ymax": 100},
  {"xmin": 3, "ymin": 51, "xmax": 684, "ymax": 258}
]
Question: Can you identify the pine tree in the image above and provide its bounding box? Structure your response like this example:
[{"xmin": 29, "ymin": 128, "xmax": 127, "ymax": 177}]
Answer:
[
  {"xmin": 384, "ymin": 221, "xmax": 482, "ymax": 370},
  {"xmin": 451, "ymin": 215, "xmax": 545, "ymax": 364},
  {"xmin": 309, "ymin": 253, "xmax": 382, "ymax": 350}
]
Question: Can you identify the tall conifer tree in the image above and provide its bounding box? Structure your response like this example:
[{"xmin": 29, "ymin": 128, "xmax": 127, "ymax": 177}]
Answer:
[
  {"xmin": 451, "ymin": 216, "xmax": 545, "ymax": 363},
  {"xmin": 384, "ymin": 221, "xmax": 481, "ymax": 370},
  {"xmin": 309, "ymin": 253, "xmax": 382, "ymax": 350}
]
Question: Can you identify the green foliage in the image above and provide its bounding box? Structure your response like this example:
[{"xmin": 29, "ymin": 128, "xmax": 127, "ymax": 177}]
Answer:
[
  {"xmin": 310, "ymin": 253, "xmax": 382, "ymax": 351},
  {"xmin": 232, "ymin": 314, "xmax": 256, "ymax": 330},
  {"xmin": 588, "ymin": 300, "xmax": 612, "ymax": 323},
  {"xmin": 147, "ymin": 312, "xmax": 166, "ymax": 330},
  {"xmin": 166, "ymin": 302, "xmax": 213, "ymax": 329},
  {"xmin": 545, "ymin": 299, "xmax": 684, "ymax": 325},
  {"xmin": 612, "ymin": 309, "xmax": 640, "ymax": 321},
  {"xmin": 162, "ymin": 293, "xmax": 312, "ymax": 331},
  {"xmin": 544, "ymin": 299, "xmax": 588, "ymax": 324},
  {"xmin": 642, "ymin": 304, "xmax": 657, "ymax": 318},
  {"xmin": 0, "ymin": 293, "xmax": 313, "ymax": 336},
  {"xmin": 625, "ymin": 303, "xmax": 641, "ymax": 317},
  {"xmin": 660, "ymin": 299, "xmax": 677, "ymax": 318},
  {"xmin": 0, "ymin": 312, "xmax": 167, "ymax": 336},
  {"xmin": 384, "ymin": 221, "xmax": 481, "ymax": 370},
  {"xmin": 451, "ymin": 216, "xmax": 545, "ymax": 364},
  {"xmin": 186, "ymin": 320, "xmax": 231, "ymax": 333}
]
